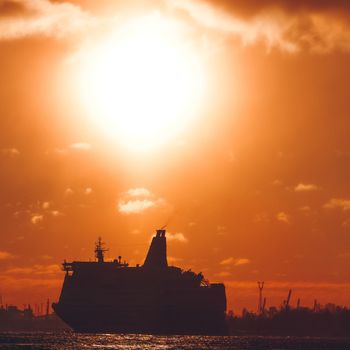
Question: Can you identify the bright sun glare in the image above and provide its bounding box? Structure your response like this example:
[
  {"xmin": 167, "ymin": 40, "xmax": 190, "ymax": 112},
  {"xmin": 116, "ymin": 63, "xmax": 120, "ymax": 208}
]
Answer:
[{"xmin": 78, "ymin": 13, "xmax": 205, "ymax": 152}]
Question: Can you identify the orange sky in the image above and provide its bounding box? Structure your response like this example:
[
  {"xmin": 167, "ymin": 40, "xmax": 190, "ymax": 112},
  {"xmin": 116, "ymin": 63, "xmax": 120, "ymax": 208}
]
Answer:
[{"xmin": 1, "ymin": 0, "xmax": 350, "ymax": 314}]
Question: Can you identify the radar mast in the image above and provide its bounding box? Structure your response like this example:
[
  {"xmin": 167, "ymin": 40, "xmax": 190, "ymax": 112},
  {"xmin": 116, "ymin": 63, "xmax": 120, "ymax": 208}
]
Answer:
[{"xmin": 95, "ymin": 237, "xmax": 108, "ymax": 263}]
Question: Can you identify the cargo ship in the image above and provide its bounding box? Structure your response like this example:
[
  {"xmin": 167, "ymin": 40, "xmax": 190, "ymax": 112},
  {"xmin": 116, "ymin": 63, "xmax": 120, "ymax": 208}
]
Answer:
[{"xmin": 52, "ymin": 229, "xmax": 227, "ymax": 334}]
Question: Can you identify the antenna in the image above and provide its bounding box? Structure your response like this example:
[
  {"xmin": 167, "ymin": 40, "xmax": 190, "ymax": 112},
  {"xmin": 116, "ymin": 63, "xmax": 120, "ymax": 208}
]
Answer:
[
  {"xmin": 160, "ymin": 216, "xmax": 173, "ymax": 231},
  {"xmin": 257, "ymin": 281, "xmax": 264, "ymax": 315},
  {"xmin": 95, "ymin": 237, "xmax": 108, "ymax": 263},
  {"xmin": 262, "ymin": 297, "xmax": 266, "ymax": 314},
  {"xmin": 285, "ymin": 289, "xmax": 292, "ymax": 310}
]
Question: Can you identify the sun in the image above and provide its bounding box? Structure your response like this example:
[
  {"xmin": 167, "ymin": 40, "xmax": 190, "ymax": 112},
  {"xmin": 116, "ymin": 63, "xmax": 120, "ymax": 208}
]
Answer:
[{"xmin": 77, "ymin": 13, "xmax": 205, "ymax": 152}]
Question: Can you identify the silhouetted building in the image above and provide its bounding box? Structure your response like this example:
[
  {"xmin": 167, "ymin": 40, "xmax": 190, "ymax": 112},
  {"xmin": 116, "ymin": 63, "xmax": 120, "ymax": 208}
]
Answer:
[
  {"xmin": 52, "ymin": 230, "xmax": 227, "ymax": 334},
  {"xmin": 227, "ymin": 303, "xmax": 350, "ymax": 336},
  {"xmin": 0, "ymin": 304, "xmax": 67, "ymax": 331}
]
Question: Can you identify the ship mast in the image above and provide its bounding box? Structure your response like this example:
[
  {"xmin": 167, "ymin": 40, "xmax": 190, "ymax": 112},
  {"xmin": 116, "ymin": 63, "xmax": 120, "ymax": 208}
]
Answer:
[{"xmin": 95, "ymin": 237, "xmax": 108, "ymax": 263}]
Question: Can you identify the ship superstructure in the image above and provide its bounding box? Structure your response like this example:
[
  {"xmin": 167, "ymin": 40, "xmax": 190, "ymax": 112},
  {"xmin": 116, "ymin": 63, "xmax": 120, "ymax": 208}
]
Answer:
[{"xmin": 52, "ymin": 230, "xmax": 227, "ymax": 334}]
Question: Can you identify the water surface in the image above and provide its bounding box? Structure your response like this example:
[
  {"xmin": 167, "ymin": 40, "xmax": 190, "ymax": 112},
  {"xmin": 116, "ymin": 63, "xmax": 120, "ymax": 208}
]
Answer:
[{"xmin": 0, "ymin": 332, "xmax": 349, "ymax": 350}]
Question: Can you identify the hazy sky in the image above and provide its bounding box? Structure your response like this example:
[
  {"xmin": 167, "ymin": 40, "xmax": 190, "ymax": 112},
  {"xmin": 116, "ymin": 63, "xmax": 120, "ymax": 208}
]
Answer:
[{"xmin": 1, "ymin": 0, "xmax": 350, "ymax": 313}]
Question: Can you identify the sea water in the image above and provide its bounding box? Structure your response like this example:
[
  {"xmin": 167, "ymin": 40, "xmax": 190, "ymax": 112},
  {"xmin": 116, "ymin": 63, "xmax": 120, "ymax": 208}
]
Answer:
[{"xmin": 0, "ymin": 332, "xmax": 349, "ymax": 350}]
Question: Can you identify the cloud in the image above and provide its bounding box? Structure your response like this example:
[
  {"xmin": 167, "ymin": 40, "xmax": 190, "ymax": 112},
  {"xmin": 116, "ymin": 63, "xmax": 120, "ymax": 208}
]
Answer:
[
  {"xmin": 273, "ymin": 179, "xmax": 283, "ymax": 186},
  {"xmin": 277, "ymin": 211, "xmax": 290, "ymax": 223},
  {"xmin": 1, "ymin": 147, "xmax": 20, "ymax": 157},
  {"xmin": 10, "ymin": 201, "xmax": 64, "ymax": 227},
  {"xmin": 342, "ymin": 219, "xmax": 350, "ymax": 229},
  {"xmin": 40, "ymin": 254, "xmax": 53, "ymax": 260},
  {"xmin": 220, "ymin": 257, "xmax": 251, "ymax": 266},
  {"xmin": 118, "ymin": 188, "xmax": 167, "ymax": 214},
  {"xmin": 169, "ymin": 0, "xmax": 350, "ymax": 53},
  {"xmin": 4, "ymin": 264, "xmax": 60, "ymax": 276},
  {"xmin": 84, "ymin": 187, "xmax": 93, "ymax": 195},
  {"xmin": 0, "ymin": 251, "xmax": 15, "ymax": 260},
  {"xmin": 294, "ymin": 183, "xmax": 319, "ymax": 192},
  {"xmin": 31, "ymin": 214, "xmax": 43, "ymax": 224},
  {"xmin": 127, "ymin": 188, "xmax": 152, "ymax": 197},
  {"xmin": 196, "ymin": 0, "xmax": 350, "ymax": 18},
  {"xmin": 167, "ymin": 232, "xmax": 188, "ymax": 243},
  {"xmin": 118, "ymin": 199, "xmax": 163, "ymax": 214},
  {"xmin": 216, "ymin": 225, "xmax": 227, "ymax": 235},
  {"xmin": 254, "ymin": 212, "xmax": 270, "ymax": 223},
  {"xmin": 69, "ymin": 142, "xmax": 92, "ymax": 151},
  {"xmin": 2, "ymin": 0, "xmax": 348, "ymax": 54},
  {"xmin": 50, "ymin": 210, "xmax": 63, "ymax": 217},
  {"xmin": 0, "ymin": 0, "xmax": 93, "ymax": 40},
  {"xmin": 216, "ymin": 271, "xmax": 232, "ymax": 277},
  {"xmin": 64, "ymin": 187, "xmax": 74, "ymax": 196},
  {"xmin": 220, "ymin": 257, "xmax": 235, "ymax": 265},
  {"xmin": 324, "ymin": 198, "xmax": 350, "ymax": 211},
  {"xmin": 42, "ymin": 201, "xmax": 50, "ymax": 209},
  {"xmin": 298, "ymin": 206, "xmax": 312, "ymax": 216},
  {"xmin": 168, "ymin": 256, "xmax": 183, "ymax": 264},
  {"xmin": 44, "ymin": 147, "xmax": 68, "ymax": 156},
  {"xmin": 235, "ymin": 258, "xmax": 251, "ymax": 266},
  {"xmin": 0, "ymin": 275, "xmax": 61, "ymax": 290}
]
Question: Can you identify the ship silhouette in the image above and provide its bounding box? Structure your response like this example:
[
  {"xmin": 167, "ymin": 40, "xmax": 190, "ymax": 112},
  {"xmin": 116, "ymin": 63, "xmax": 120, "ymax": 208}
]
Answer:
[{"xmin": 52, "ymin": 229, "xmax": 227, "ymax": 334}]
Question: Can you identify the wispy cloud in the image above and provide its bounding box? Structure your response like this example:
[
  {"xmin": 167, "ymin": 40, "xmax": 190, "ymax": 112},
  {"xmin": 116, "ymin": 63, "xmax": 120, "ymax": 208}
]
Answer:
[
  {"xmin": 277, "ymin": 211, "xmax": 290, "ymax": 224},
  {"xmin": 0, "ymin": 0, "xmax": 94, "ymax": 40},
  {"xmin": 4, "ymin": 264, "xmax": 60, "ymax": 276},
  {"xmin": 1, "ymin": 147, "xmax": 20, "ymax": 157},
  {"xmin": 31, "ymin": 214, "xmax": 43, "ymax": 225},
  {"xmin": 118, "ymin": 188, "xmax": 167, "ymax": 214},
  {"xmin": 324, "ymin": 198, "xmax": 350, "ymax": 211},
  {"xmin": 342, "ymin": 219, "xmax": 350, "ymax": 229},
  {"xmin": 254, "ymin": 212, "xmax": 270, "ymax": 223},
  {"xmin": 127, "ymin": 188, "xmax": 152, "ymax": 197},
  {"xmin": 167, "ymin": 232, "xmax": 188, "ymax": 243},
  {"xmin": 84, "ymin": 187, "xmax": 93, "ymax": 195},
  {"xmin": 294, "ymin": 183, "xmax": 319, "ymax": 192},
  {"xmin": 0, "ymin": 251, "xmax": 15, "ymax": 260},
  {"xmin": 64, "ymin": 187, "xmax": 74, "ymax": 196},
  {"xmin": 215, "ymin": 271, "xmax": 232, "ymax": 277},
  {"xmin": 42, "ymin": 201, "xmax": 51, "ymax": 209},
  {"xmin": 2, "ymin": 0, "xmax": 349, "ymax": 54},
  {"xmin": 28, "ymin": 200, "xmax": 63, "ymax": 225},
  {"xmin": 298, "ymin": 206, "xmax": 312, "ymax": 216},
  {"xmin": 216, "ymin": 225, "xmax": 227, "ymax": 235},
  {"xmin": 40, "ymin": 254, "xmax": 53, "ymax": 260},
  {"xmin": 220, "ymin": 257, "xmax": 251, "ymax": 266},
  {"xmin": 50, "ymin": 210, "xmax": 63, "ymax": 217},
  {"xmin": 299, "ymin": 205, "xmax": 311, "ymax": 212},
  {"xmin": 118, "ymin": 198, "xmax": 164, "ymax": 214},
  {"xmin": 69, "ymin": 142, "xmax": 92, "ymax": 151},
  {"xmin": 168, "ymin": 0, "xmax": 350, "ymax": 53},
  {"xmin": 168, "ymin": 256, "xmax": 183, "ymax": 264}
]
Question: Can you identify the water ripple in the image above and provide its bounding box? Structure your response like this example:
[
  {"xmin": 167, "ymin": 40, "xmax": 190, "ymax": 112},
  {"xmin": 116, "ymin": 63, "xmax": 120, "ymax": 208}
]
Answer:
[{"xmin": 0, "ymin": 332, "xmax": 349, "ymax": 350}]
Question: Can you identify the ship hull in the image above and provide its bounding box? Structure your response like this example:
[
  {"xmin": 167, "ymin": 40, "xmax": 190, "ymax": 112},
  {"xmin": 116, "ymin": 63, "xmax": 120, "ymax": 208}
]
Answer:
[{"xmin": 52, "ymin": 303, "xmax": 227, "ymax": 335}]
